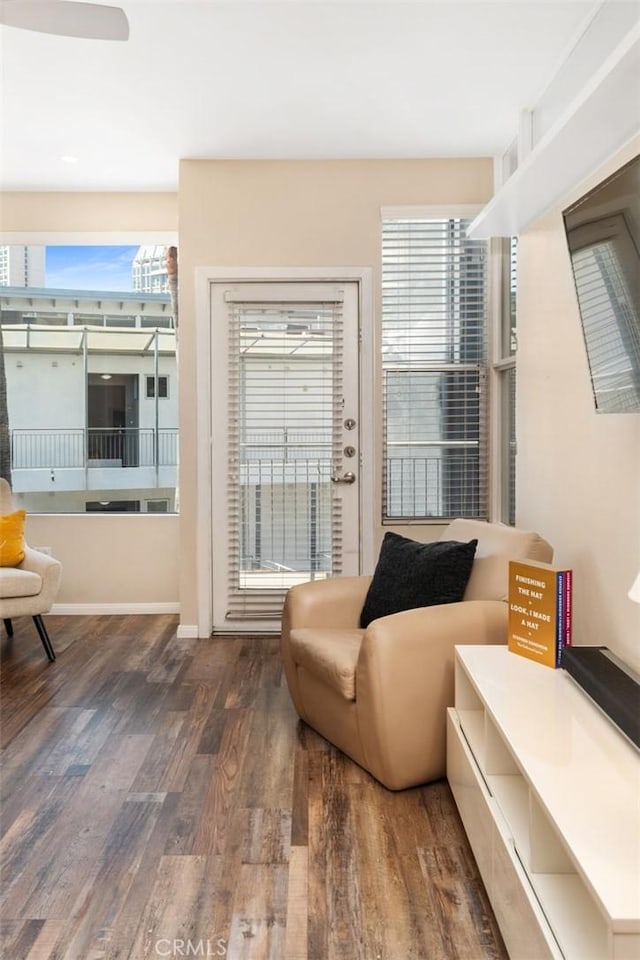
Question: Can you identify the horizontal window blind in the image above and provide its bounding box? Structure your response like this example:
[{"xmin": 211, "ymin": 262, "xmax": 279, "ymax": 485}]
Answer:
[
  {"xmin": 497, "ymin": 235, "xmax": 518, "ymax": 526},
  {"xmin": 502, "ymin": 364, "xmax": 517, "ymax": 527},
  {"xmin": 225, "ymin": 295, "xmax": 344, "ymax": 622},
  {"xmin": 382, "ymin": 218, "xmax": 488, "ymax": 520}
]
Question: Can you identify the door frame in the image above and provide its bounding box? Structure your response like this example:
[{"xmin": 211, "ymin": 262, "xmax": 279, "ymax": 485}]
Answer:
[{"xmin": 194, "ymin": 266, "xmax": 375, "ymax": 637}]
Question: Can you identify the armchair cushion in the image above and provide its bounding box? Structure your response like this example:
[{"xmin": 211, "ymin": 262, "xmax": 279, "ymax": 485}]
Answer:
[
  {"xmin": 0, "ymin": 509, "xmax": 26, "ymax": 566},
  {"xmin": 359, "ymin": 532, "xmax": 478, "ymax": 628},
  {"xmin": 289, "ymin": 628, "xmax": 363, "ymax": 700}
]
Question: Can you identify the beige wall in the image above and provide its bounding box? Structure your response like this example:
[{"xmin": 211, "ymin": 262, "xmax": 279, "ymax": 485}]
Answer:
[
  {"xmin": 178, "ymin": 159, "xmax": 494, "ymax": 630},
  {"xmin": 25, "ymin": 512, "xmax": 179, "ymax": 607},
  {"xmin": 516, "ymin": 137, "xmax": 640, "ymax": 673},
  {"xmin": 0, "ymin": 192, "xmax": 177, "ymax": 235},
  {"xmin": 1, "ymin": 191, "xmax": 180, "ymax": 609}
]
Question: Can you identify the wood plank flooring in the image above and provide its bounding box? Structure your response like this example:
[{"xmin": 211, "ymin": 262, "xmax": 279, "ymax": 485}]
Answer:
[{"xmin": 1, "ymin": 615, "xmax": 508, "ymax": 960}]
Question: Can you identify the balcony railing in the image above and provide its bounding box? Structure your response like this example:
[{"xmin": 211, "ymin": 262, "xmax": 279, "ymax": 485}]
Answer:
[
  {"xmin": 10, "ymin": 429, "xmax": 482, "ymax": 521},
  {"xmin": 385, "ymin": 451, "xmax": 482, "ymax": 519},
  {"xmin": 11, "ymin": 428, "xmax": 178, "ymax": 469}
]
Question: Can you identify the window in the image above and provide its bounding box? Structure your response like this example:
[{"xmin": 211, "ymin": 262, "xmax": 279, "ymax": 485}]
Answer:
[
  {"xmin": 0, "ymin": 243, "xmax": 178, "ymax": 514},
  {"xmin": 495, "ymin": 237, "xmax": 517, "ymax": 525},
  {"xmin": 381, "ymin": 217, "xmax": 489, "ymax": 521},
  {"xmin": 86, "ymin": 500, "xmax": 140, "ymax": 512},
  {"xmin": 145, "ymin": 498, "xmax": 169, "ymax": 513},
  {"xmin": 146, "ymin": 375, "xmax": 168, "ymax": 398}
]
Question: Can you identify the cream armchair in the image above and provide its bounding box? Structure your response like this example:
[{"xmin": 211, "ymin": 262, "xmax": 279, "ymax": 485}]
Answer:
[
  {"xmin": 0, "ymin": 478, "xmax": 62, "ymax": 662},
  {"xmin": 281, "ymin": 519, "xmax": 553, "ymax": 790}
]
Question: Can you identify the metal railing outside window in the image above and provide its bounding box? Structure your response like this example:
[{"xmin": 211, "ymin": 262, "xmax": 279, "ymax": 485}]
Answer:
[{"xmin": 11, "ymin": 428, "xmax": 178, "ymax": 469}]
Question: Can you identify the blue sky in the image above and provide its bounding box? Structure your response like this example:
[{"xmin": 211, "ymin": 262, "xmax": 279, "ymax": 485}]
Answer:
[{"xmin": 46, "ymin": 246, "xmax": 139, "ymax": 291}]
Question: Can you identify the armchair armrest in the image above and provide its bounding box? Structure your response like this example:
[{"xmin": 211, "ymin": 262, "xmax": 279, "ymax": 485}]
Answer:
[
  {"xmin": 20, "ymin": 546, "xmax": 62, "ymax": 611},
  {"xmin": 280, "ymin": 575, "xmax": 372, "ymax": 721},
  {"xmin": 356, "ymin": 599, "xmax": 507, "ymax": 789},
  {"xmin": 281, "ymin": 575, "xmax": 372, "ymax": 635}
]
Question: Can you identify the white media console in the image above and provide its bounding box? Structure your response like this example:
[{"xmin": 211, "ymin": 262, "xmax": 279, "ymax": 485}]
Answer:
[{"xmin": 447, "ymin": 645, "xmax": 640, "ymax": 960}]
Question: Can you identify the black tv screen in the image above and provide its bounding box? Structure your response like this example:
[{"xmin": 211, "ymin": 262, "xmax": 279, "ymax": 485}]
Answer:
[{"xmin": 563, "ymin": 154, "xmax": 640, "ymax": 413}]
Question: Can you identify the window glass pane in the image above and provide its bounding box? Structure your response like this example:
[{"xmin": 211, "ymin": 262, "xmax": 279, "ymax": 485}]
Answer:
[
  {"xmin": 146, "ymin": 375, "xmax": 169, "ymax": 399},
  {"xmin": 385, "ymin": 369, "xmax": 484, "ymax": 519},
  {"xmin": 498, "ymin": 236, "xmax": 517, "ymax": 526},
  {"xmin": 501, "ymin": 366, "xmax": 516, "ymax": 526},
  {"xmin": 230, "ymin": 301, "xmax": 340, "ymax": 612},
  {"xmin": 146, "ymin": 499, "xmax": 169, "ymax": 513},
  {"xmin": 0, "ymin": 244, "xmax": 178, "ymax": 513},
  {"xmin": 381, "ymin": 219, "xmax": 488, "ymax": 521}
]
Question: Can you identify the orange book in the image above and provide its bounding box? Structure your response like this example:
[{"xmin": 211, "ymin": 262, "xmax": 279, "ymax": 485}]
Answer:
[{"xmin": 508, "ymin": 560, "xmax": 572, "ymax": 669}]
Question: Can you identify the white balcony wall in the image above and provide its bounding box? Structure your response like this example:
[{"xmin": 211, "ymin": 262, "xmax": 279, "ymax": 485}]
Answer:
[
  {"xmin": 7, "ymin": 353, "xmax": 85, "ymax": 429},
  {"xmin": 13, "ymin": 467, "xmax": 177, "ymax": 493},
  {"xmin": 6, "ymin": 353, "xmax": 178, "ymax": 433}
]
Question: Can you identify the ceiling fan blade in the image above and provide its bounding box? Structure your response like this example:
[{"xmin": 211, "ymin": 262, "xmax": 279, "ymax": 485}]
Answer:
[{"xmin": 0, "ymin": 1, "xmax": 129, "ymax": 41}]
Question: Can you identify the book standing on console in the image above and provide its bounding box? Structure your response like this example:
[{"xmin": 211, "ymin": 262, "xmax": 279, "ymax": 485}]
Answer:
[{"xmin": 508, "ymin": 559, "xmax": 572, "ymax": 668}]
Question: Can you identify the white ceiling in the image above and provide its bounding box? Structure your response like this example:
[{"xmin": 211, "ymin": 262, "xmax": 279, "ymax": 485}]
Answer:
[{"xmin": 0, "ymin": 0, "xmax": 599, "ymax": 192}]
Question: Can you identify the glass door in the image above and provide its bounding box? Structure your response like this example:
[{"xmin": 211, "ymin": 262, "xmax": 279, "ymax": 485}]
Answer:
[{"xmin": 210, "ymin": 281, "xmax": 360, "ymax": 632}]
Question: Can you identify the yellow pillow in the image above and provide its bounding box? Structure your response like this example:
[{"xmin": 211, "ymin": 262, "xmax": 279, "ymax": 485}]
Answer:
[{"xmin": 0, "ymin": 510, "xmax": 26, "ymax": 566}]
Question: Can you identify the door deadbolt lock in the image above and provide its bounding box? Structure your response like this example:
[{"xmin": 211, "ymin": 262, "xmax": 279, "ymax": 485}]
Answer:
[
  {"xmin": 344, "ymin": 445, "xmax": 356, "ymax": 458},
  {"xmin": 344, "ymin": 418, "xmax": 356, "ymax": 430}
]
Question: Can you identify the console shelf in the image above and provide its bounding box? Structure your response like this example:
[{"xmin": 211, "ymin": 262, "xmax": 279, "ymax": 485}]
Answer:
[{"xmin": 447, "ymin": 645, "xmax": 640, "ymax": 960}]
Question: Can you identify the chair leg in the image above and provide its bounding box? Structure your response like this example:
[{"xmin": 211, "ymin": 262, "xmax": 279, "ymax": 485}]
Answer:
[
  {"xmin": 33, "ymin": 615, "xmax": 56, "ymax": 662},
  {"xmin": 3, "ymin": 618, "xmax": 13, "ymax": 638}
]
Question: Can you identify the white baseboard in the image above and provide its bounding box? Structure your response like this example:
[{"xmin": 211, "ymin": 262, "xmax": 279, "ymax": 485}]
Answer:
[
  {"xmin": 176, "ymin": 624, "xmax": 200, "ymax": 639},
  {"xmin": 51, "ymin": 602, "xmax": 180, "ymax": 616}
]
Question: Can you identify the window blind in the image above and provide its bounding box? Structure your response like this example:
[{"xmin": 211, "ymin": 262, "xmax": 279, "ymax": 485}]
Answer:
[
  {"xmin": 224, "ymin": 292, "xmax": 345, "ymax": 622},
  {"xmin": 381, "ymin": 218, "xmax": 489, "ymax": 520},
  {"xmin": 503, "ymin": 364, "xmax": 517, "ymax": 526},
  {"xmin": 499, "ymin": 235, "xmax": 518, "ymax": 526}
]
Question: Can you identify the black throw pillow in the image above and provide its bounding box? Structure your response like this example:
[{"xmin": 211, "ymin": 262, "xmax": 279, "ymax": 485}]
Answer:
[{"xmin": 359, "ymin": 533, "xmax": 478, "ymax": 628}]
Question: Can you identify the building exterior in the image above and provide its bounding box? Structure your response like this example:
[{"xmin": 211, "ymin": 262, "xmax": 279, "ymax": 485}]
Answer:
[
  {"xmin": 132, "ymin": 245, "xmax": 169, "ymax": 293},
  {"xmin": 0, "ymin": 285, "xmax": 177, "ymax": 513},
  {"xmin": 0, "ymin": 245, "xmax": 45, "ymax": 287}
]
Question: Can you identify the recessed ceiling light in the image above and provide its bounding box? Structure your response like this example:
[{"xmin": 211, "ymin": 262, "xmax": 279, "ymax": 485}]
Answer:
[
  {"xmin": 60, "ymin": 155, "xmax": 79, "ymax": 164},
  {"xmin": 100, "ymin": 373, "xmax": 113, "ymax": 380}
]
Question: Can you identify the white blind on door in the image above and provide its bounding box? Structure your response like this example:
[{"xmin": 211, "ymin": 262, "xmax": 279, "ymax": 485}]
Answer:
[
  {"xmin": 381, "ymin": 218, "xmax": 489, "ymax": 520},
  {"xmin": 224, "ymin": 291, "xmax": 345, "ymax": 621}
]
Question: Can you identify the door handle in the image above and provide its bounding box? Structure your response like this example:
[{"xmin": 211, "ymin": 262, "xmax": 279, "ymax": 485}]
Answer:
[{"xmin": 331, "ymin": 471, "xmax": 356, "ymax": 484}]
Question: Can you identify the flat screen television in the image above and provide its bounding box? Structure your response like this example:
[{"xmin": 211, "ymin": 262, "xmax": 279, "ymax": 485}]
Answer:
[{"xmin": 563, "ymin": 154, "xmax": 640, "ymax": 413}]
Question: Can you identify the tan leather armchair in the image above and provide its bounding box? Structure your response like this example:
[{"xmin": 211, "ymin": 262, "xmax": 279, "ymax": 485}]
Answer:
[{"xmin": 281, "ymin": 519, "xmax": 553, "ymax": 790}]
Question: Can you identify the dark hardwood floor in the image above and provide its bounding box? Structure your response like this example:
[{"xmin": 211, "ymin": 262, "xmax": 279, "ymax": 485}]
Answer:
[{"xmin": 0, "ymin": 615, "xmax": 507, "ymax": 960}]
